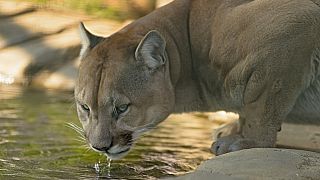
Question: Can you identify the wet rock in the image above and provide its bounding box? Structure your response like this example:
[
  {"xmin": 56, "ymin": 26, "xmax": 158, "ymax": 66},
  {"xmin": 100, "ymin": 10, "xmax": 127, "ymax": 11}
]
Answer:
[{"xmin": 168, "ymin": 148, "xmax": 320, "ymax": 180}]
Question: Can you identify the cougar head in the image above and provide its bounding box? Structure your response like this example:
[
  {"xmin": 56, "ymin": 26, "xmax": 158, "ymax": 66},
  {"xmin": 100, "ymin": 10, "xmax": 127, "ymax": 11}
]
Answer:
[{"xmin": 74, "ymin": 23, "xmax": 175, "ymax": 159}]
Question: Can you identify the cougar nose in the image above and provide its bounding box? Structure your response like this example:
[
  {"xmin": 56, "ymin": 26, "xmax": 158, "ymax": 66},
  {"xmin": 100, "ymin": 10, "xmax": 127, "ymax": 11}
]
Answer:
[
  {"xmin": 92, "ymin": 146, "xmax": 109, "ymax": 152},
  {"xmin": 91, "ymin": 140, "xmax": 113, "ymax": 152}
]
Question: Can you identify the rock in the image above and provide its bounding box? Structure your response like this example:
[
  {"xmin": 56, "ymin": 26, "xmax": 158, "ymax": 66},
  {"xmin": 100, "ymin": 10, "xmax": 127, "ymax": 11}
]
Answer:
[
  {"xmin": 0, "ymin": 10, "xmax": 86, "ymax": 49},
  {"xmin": 0, "ymin": 0, "xmax": 35, "ymax": 18},
  {"xmin": 167, "ymin": 148, "xmax": 320, "ymax": 180},
  {"xmin": 32, "ymin": 59, "xmax": 79, "ymax": 91},
  {"xmin": 0, "ymin": 6, "xmax": 122, "ymax": 90},
  {"xmin": 30, "ymin": 20, "xmax": 122, "ymax": 91},
  {"xmin": 0, "ymin": 28, "xmax": 81, "ymax": 84},
  {"xmin": 168, "ymin": 171, "xmax": 237, "ymax": 180}
]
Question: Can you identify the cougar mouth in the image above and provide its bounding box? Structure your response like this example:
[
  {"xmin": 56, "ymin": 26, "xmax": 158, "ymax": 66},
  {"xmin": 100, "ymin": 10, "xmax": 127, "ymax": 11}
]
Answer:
[{"xmin": 106, "ymin": 146, "xmax": 131, "ymax": 160}]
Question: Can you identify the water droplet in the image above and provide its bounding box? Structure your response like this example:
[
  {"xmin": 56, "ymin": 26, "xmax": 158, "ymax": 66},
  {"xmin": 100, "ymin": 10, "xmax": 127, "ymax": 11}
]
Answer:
[
  {"xmin": 94, "ymin": 162, "xmax": 100, "ymax": 174},
  {"xmin": 107, "ymin": 157, "xmax": 112, "ymax": 177}
]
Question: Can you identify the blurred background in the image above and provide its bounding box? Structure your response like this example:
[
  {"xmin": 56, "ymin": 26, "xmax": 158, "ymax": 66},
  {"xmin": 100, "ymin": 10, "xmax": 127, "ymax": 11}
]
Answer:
[{"xmin": 0, "ymin": 0, "xmax": 173, "ymax": 91}]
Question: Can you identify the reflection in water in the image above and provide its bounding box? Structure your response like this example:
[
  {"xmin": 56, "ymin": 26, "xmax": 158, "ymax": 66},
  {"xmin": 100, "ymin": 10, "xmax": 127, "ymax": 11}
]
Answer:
[
  {"xmin": 0, "ymin": 86, "xmax": 219, "ymax": 179},
  {"xmin": 94, "ymin": 161, "xmax": 100, "ymax": 174},
  {"xmin": 0, "ymin": 73, "xmax": 14, "ymax": 85},
  {"xmin": 107, "ymin": 158, "xmax": 111, "ymax": 177}
]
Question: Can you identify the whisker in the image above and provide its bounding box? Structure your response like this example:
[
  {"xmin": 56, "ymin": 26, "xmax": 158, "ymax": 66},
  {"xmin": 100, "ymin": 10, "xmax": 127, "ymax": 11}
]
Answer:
[
  {"xmin": 84, "ymin": 146, "xmax": 92, "ymax": 153},
  {"xmin": 66, "ymin": 122, "xmax": 84, "ymax": 132},
  {"xmin": 73, "ymin": 139, "xmax": 85, "ymax": 143},
  {"xmin": 66, "ymin": 121, "xmax": 96, "ymax": 155},
  {"xmin": 77, "ymin": 135, "xmax": 86, "ymax": 141},
  {"xmin": 81, "ymin": 143, "xmax": 92, "ymax": 151},
  {"xmin": 75, "ymin": 136, "xmax": 87, "ymax": 142},
  {"xmin": 66, "ymin": 122, "xmax": 85, "ymax": 137},
  {"xmin": 71, "ymin": 129, "xmax": 85, "ymax": 138},
  {"xmin": 81, "ymin": 144, "xmax": 90, "ymax": 148}
]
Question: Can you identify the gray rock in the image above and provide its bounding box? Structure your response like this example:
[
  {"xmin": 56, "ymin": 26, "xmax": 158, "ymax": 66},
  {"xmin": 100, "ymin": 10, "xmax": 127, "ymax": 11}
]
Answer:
[
  {"xmin": 168, "ymin": 171, "xmax": 238, "ymax": 180},
  {"xmin": 167, "ymin": 148, "xmax": 320, "ymax": 180}
]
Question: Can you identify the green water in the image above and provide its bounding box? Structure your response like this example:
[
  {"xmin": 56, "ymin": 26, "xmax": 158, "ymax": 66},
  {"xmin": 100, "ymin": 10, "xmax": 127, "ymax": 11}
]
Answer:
[{"xmin": 0, "ymin": 86, "xmax": 216, "ymax": 179}]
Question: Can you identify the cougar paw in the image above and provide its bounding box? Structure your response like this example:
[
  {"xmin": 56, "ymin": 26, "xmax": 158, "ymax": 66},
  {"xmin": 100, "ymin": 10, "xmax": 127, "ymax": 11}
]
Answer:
[{"xmin": 210, "ymin": 135, "xmax": 257, "ymax": 156}]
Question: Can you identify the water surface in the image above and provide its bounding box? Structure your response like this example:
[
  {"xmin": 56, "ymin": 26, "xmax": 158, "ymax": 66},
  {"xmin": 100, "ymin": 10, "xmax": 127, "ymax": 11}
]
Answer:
[{"xmin": 0, "ymin": 85, "xmax": 218, "ymax": 179}]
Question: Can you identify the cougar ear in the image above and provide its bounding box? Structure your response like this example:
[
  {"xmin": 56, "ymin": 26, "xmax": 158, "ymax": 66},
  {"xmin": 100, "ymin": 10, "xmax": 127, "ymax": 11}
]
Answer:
[
  {"xmin": 79, "ymin": 22, "xmax": 104, "ymax": 58},
  {"xmin": 135, "ymin": 30, "xmax": 166, "ymax": 70}
]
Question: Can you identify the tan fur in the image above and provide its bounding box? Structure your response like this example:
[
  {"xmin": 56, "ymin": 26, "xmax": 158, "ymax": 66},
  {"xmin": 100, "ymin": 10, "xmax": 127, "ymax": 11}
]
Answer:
[{"xmin": 75, "ymin": 0, "xmax": 320, "ymax": 158}]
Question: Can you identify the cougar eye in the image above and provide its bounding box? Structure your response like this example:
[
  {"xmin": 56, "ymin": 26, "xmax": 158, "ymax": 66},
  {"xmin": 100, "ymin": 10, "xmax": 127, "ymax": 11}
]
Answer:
[
  {"xmin": 116, "ymin": 104, "xmax": 129, "ymax": 114},
  {"xmin": 81, "ymin": 104, "xmax": 90, "ymax": 112}
]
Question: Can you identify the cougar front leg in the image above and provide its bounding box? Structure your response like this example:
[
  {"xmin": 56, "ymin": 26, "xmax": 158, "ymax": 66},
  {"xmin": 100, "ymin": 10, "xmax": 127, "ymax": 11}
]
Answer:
[{"xmin": 212, "ymin": 66, "xmax": 308, "ymax": 155}]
